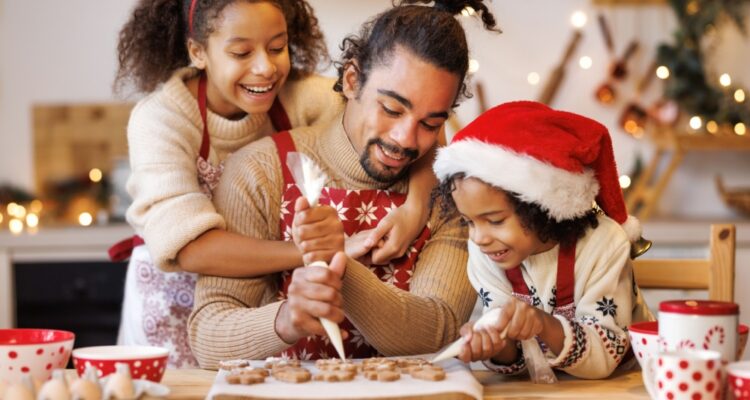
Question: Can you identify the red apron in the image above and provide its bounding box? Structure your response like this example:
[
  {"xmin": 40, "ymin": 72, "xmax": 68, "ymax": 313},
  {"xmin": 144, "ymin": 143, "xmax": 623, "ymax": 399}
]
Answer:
[
  {"xmin": 504, "ymin": 242, "xmax": 577, "ymax": 321},
  {"xmin": 271, "ymin": 131, "xmax": 431, "ymax": 360},
  {"xmin": 108, "ymin": 73, "xmax": 292, "ymax": 262}
]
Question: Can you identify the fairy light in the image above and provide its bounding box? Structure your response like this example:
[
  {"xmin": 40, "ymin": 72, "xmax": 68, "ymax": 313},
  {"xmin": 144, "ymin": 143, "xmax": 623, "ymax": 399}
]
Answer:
[
  {"xmin": 9, "ymin": 219, "xmax": 24, "ymax": 235},
  {"xmin": 706, "ymin": 120, "xmax": 718, "ymax": 134},
  {"xmin": 527, "ymin": 72, "xmax": 540, "ymax": 86},
  {"xmin": 570, "ymin": 11, "xmax": 587, "ymax": 29},
  {"xmin": 14, "ymin": 205, "xmax": 26, "ymax": 219},
  {"xmin": 30, "ymin": 200, "xmax": 43, "ymax": 214},
  {"xmin": 656, "ymin": 66, "xmax": 670, "ymax": 80},
  {"xmin": 26, "ymin": 213, "xmax": 39, "ymax": 228},
  {"xmin": 689, "ymin": 116, "xmax": 703, "ymax": 130},
  {"xmin": 89, "ymin": 168, "xmax": 103, "ymax": 183},
  {"xmin": 0, "ymin": 213, "xmax": 3, "ymax": 224},
  {"xmin": 619, "ymin": 175, "xmax": 632, "ymax": 189},
  {"xmin": 735, "ymin": 123, "xmax": 747, "ymax": 136},
  {"xmin": 579, "ymin": 56, "xmax": 593, "ymax": 70},
  {"xmin": 468, "ymin": 59, "xmax": 480, "ymax": 75},
  {"xmin": 78, "ymin": 212, "xmax": 93, "ymax": 227},
  {"xmin": 719, "ymin": 73, "xmax": 731, "ymax": 87},
  {"xmin": 461, "ymin": 6, "xmax": 475, "ymax": 17},
  {"xmin": 735, "ymin": 89, "xmax": 746, "ymax": 103},
  {"xmin": 7, "ymin": 202, "xmax": 18, "ymax": 216}
]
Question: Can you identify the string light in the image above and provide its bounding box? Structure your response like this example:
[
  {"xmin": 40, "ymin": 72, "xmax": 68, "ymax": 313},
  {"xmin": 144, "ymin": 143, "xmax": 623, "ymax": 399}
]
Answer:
[
  {"xmin": 570, "ymin": 11, "xmax": 587, "ymax": 29},
  {"xmin": 579, "ymin": 56, "xmax": 592, "ymax": 70},
  {"xmin": 719, "ymin": 73, "xmax": 731, "ymax": 87},
  {"xmin": 735, "ymin": 89, "xmax": 746, "ymax": 103},
  {"xmin": 89, "ymin": 168, "xmax": 103, "ymax": 183},
  {"xmin": 9, "ymin": 219, "xmax": 23, "ymax": 235},
  {"xmin": 7, "ymin": 202, "xmax": 18, "ymax": 216},
  {"xmin": 78, "ymin": 212, "xmax": 93, "ymax": 226},
  {"xmin": 689, "ymin": 116, "xmax": 703, "ymax": 130},
  {"xmin": 706, "ymin": 120, "xmax": 718, "ymax": 134},
  {"xmin": 468, "ymin": 59, "xmax": 480, "ymax": 75},
  {"xmin": 736, "ymin": 123, "xmax": 747, "ymax": 136},
  {"xmin": 527, "ymin": 72, "xmax": 540, "ymax": 86},
  {"xmin": 0, "ymin": 213, "xmax": 3, "ymax": 224},
  {"xmin": 619, "ymin": 175, "xmax": 632, "ymax": 189},
  {"xmin": 656, "ymin": 66, "xmax": 670, "ymax": 79},
  {"xmin": 30, "ymin": 199, "xmax": 43, "ymax": 213},
  {"xmin": 26, "ymin": 213, "xmax": 39, "ymax": 228}
]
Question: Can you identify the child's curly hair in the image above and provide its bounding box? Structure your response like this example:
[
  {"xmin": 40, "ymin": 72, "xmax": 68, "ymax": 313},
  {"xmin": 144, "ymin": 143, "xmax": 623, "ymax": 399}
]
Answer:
[
  {"xmin": 115, "ymin": 0, "xmax": 328, "ymax": 95},
  {"xmin": 434, "ymin": 173, "xmax": 600, "ymax": 247}
]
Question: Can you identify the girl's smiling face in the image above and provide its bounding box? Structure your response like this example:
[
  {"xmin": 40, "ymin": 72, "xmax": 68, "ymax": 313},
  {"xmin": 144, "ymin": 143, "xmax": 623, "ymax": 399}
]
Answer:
[
  {"xmin": 190, "ymin": 1, "xmax": 291, "ymax": 119},
  {"xmin": 451, "ymin": 177, "xmax": 556, "ymax": 269}
]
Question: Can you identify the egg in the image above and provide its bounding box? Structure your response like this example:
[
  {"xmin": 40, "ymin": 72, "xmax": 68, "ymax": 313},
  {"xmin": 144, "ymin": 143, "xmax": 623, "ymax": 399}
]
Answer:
[
  {"xmin": 0, "ymin": 378, "xmax": 7, "ymax": 398},
  {"xmin": 103, "ymin": 363, "xmax": 135, "ymax": 400},
  {"xmin": 37, "ymin": 369, "xmax": 70, "ymax": 400},
  {"xmin": 4, "ymin": 376, "xmax": 35, "ymax": 400},
  {"xmin": 69, "ymin": 378, "xmax": 101, "ymax": 400}
]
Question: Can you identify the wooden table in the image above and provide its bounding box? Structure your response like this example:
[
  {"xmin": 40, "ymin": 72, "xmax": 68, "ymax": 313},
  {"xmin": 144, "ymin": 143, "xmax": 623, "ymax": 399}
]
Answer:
[{"xmin": 151, "ymin": 368, "xmax": 649, "ymax": 399}]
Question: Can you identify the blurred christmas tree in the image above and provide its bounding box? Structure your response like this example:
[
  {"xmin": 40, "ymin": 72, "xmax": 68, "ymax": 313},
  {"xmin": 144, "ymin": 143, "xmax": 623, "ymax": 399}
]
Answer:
[{"xmin": 657, "ymin": 0, "xmax": 750, "ymax": 125}]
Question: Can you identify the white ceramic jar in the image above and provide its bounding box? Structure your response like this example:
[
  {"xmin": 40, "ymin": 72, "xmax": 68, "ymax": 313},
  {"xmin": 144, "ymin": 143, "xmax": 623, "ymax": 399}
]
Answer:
[{"xmin": 659, "ymin": 300, "xmax": 739, "ymax": 363}]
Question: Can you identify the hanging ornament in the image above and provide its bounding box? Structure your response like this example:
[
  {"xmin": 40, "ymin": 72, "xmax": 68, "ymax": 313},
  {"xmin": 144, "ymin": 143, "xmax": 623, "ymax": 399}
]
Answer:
[
  {"xmin": 619, "ymin": 60, "xmax": 658, "ymax": 138},
  {"xmin": 595, "ymin": 40, "xmax": 640, "ymax": 105}
]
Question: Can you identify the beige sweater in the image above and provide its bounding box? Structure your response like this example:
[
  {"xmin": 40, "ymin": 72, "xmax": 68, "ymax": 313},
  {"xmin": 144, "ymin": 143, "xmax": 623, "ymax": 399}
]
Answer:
[
  {"xmin": 125, "ymin": 67, "xmax": 343, "ymax": 271},
  {"xmin": 188, "ymin": 116, "xmax": 475, "ymax": 369}
]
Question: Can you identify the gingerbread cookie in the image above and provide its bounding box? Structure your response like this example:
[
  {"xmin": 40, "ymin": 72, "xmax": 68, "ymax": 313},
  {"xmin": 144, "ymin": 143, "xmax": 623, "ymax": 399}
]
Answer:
[
  {"xmin": 315, "ymin": 358, "xmax": 358, "ymax": 373},
  {"xmin": 363, "ymin": 369, "xmax": 401, "ymax": 382},
  {"xmin": 394, "ymin": 358, "xmax": 431, "ymax": 373},
  {"xmin": 409, "ymin": 365, "xmax": 446, "ymax": 381},
  {"xmin": 219, "ymin": 359, "xmax": 249, "ymax": 370},
  {"xmin": 225, "ymin": 369, "xmax": 267, "ymax": 385},
  {"xmin": 361, "ymin": 359, "xmax": 397, "ymax": 372},
  {"xmin": 272, "ymin": 367, "xmax": 312, "ymax": 383},
  {"xmin": 264, "ymin": 357, "xmax": 301, "ymax": 370},
  {"xmin": 313, "ymin": 370, "xmax": 356, "ymax": 382}
]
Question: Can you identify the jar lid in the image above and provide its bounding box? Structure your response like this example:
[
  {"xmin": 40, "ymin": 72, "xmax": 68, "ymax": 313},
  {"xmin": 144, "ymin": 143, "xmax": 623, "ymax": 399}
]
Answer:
[{"xmin": 660, "ymin": 300, "xmax": 739, "ymax": 316}]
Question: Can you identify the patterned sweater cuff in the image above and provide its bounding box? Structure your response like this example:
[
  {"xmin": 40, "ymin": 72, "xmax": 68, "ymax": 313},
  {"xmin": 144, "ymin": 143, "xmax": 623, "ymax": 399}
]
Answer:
[
  {"xmin": 482, "ymin": 342, "xmax": 526, "ymax": 375},
  {"xmin": 548, "ymin": 315, "xmax": 587, "ymax": 369}
]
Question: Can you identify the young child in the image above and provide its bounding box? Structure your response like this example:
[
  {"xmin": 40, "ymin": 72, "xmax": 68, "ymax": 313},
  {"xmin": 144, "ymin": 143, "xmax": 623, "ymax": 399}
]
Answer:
[
  {"xmin": 433, "ymin": 101, "xmax": 654, "ymax": 379},
  {"xmin": 113, "ymin": 0, "xmax": 435, "ymax": 367}
]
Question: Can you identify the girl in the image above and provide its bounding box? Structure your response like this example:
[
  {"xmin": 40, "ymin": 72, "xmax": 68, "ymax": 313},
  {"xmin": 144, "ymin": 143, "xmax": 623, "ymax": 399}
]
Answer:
[
  {"xmin": 113, "ymin": 0, "xmax": 435, "ymax": 367},
  {"xmin": 433, "ymin": 101, "xmax": 653, "ymax": 379}
]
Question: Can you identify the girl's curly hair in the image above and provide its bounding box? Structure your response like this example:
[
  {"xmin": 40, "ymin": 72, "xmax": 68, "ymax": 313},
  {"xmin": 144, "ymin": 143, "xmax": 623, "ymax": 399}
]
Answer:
[
  {"xmin": 114, "ymin": 0, "xmax": 328, "ymax": 95},
  {"xmin": 434, "ymin": 173, "xmax": 600, "ymax": 247}
]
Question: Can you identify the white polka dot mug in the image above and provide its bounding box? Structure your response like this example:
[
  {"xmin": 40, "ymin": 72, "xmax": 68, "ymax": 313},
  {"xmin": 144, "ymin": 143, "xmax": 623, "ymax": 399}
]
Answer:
[
  {"xmin": 642, "ymin": 349, "xmax": 723, "ymax": 400},
  {"xmin": 728, "ymin": 360, "xmax": 750, "ymax": 400},
  {"xmin": 659, "ymin": 300, "xmax": 739, "ymax": 363}
]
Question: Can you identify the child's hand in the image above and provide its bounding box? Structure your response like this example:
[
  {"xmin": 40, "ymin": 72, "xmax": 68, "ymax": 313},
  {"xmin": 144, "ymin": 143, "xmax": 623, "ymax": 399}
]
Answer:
[
  {"xmin": 457, "ymin": 321, "xmax": 507, "ymax": 363},
  {"xmin": 345, "ymin": 229, "xmax": 376, "ymax": 261},
  {"xmin": 292, "ymin": 197, "xmax": 345, "ymax": 265},
  {"xmin": 366, "ymin": 202, "xmax": 427, "ymax": 264},
  {"xmin": 496, "ymin": 297, "xmax": 545, "ymax": 341}
]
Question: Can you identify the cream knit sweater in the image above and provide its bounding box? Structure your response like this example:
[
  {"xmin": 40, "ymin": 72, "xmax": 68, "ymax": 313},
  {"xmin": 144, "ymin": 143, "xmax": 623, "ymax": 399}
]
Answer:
[
  {"xmin": 125, "ymin": 67, "xmax": 343, "ymax": 270},
  {"xmin": 188, "ymin": 116, "xmax": 475, "ymax": 369}
]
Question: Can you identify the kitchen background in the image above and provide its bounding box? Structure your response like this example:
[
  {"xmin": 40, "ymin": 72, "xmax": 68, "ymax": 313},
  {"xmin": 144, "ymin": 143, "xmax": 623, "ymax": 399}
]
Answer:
[{"xmin": 1, "ymin": 0, "xmax": 749, "ymax": 356}]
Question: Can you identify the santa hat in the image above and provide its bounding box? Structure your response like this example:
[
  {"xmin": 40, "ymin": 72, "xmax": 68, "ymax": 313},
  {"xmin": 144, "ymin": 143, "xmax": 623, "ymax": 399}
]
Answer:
[{"xmin": 433, "ymin": 101, "xmax": 641, "ymax": 242}]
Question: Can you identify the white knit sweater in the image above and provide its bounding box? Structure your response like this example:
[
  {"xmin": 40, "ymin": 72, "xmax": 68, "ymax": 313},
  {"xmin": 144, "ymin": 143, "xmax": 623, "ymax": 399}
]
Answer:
[
  {"xmin": 125, "ymin": 67, "xmax": 344, "ymax": 270},
  {"xmin": 468, "ymin": 215, "xmax": 654, "ymax": 379}
]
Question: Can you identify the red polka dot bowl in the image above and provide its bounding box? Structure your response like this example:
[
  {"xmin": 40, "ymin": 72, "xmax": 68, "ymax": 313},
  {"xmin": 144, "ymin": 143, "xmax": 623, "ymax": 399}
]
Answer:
[
  {"xmin": 0, "ymin": 328, "xmax": 75, "ymax": 384},
  {"xmin": 728, "ymin": 360, "xmax": 750, "ymax": 400},
  {"xmin": 629, "ymin": 321, "xmax": 749, "ymax": 371},
  {"xmin": 72, "ymin": 345, "xmax": 169, "ymax": 383}
]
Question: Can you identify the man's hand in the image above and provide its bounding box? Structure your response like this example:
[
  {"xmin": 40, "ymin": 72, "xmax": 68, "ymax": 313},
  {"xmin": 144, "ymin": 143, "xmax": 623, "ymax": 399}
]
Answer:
[
  {"xmin": 345, "ymin": 229, "xmax": 376, "ymax": 261},
  {"xmin": 275, "ymin": 252, "xmax": 348, "ymax": 344},
  {"xmin": 292, "ymin": 197, "xmax": 345, "ymax": 265}
]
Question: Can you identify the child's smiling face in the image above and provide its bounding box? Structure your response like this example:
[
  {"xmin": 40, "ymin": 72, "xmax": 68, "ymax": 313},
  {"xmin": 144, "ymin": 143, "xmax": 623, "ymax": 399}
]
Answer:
[{"xmin": 451, "ymin": 177, "xmax": 557, "ymax": 269}]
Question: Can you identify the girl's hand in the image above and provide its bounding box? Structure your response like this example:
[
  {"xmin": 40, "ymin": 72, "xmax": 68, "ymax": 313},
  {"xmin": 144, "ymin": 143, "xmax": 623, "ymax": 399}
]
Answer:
[
  {"xmin": 366, "ymin": 202, "xmax": 427, "ymax": 264},
  {"xmin": 345, "ymin": 229, "xmax": 376, "ymax": 260},
  {"xmin": 292, "ymin": 197, "xmax": 345, "ymax": 265},
  {"xmin": 457, "ymin": 321, "xmax": 507, "ymax": 363},
  {"xmin": 496, "ymin": 297, "xmax": 546, "ymax": 341}
]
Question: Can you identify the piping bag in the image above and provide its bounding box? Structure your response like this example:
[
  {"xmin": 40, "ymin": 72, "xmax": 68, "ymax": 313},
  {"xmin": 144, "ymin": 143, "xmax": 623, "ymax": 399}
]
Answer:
[
  {"xmin": 286, "ymin": 152, "xmax": 346, "ymax": 361},
  {"xmin": 431, "ymin": 308, "xmax": 557, "ymax": 384}
]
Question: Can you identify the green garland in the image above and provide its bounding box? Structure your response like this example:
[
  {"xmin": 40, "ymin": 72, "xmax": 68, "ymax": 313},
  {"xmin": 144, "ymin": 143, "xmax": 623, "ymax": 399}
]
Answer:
[{"xmin": 657, "ymin": 0, "xmax": 750, "ymax": 125}]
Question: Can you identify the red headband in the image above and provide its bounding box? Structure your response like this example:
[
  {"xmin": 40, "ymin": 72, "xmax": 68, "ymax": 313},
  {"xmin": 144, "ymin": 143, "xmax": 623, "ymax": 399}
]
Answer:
[{"xmin": 188, "ymin": 0, "xmax": 198, "ymax": 36}]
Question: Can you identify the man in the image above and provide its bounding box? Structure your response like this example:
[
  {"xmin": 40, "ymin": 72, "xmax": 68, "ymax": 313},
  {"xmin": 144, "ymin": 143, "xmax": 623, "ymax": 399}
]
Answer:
[{"xmin": 188, "ymin": 1, "xmax": 499, "ymax": 368}]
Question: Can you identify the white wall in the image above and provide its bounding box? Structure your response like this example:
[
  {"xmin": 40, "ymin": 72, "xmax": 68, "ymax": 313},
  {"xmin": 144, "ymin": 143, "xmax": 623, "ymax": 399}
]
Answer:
[{"xmin": 1, "ymin": 0, "xmax": 749, "ymax": 218}]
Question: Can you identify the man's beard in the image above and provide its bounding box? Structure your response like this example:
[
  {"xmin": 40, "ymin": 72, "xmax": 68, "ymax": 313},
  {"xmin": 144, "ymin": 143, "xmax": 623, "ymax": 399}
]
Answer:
[{"xmin": 359, "ymin": 138, "xmax": 418, "ymax": 183}]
